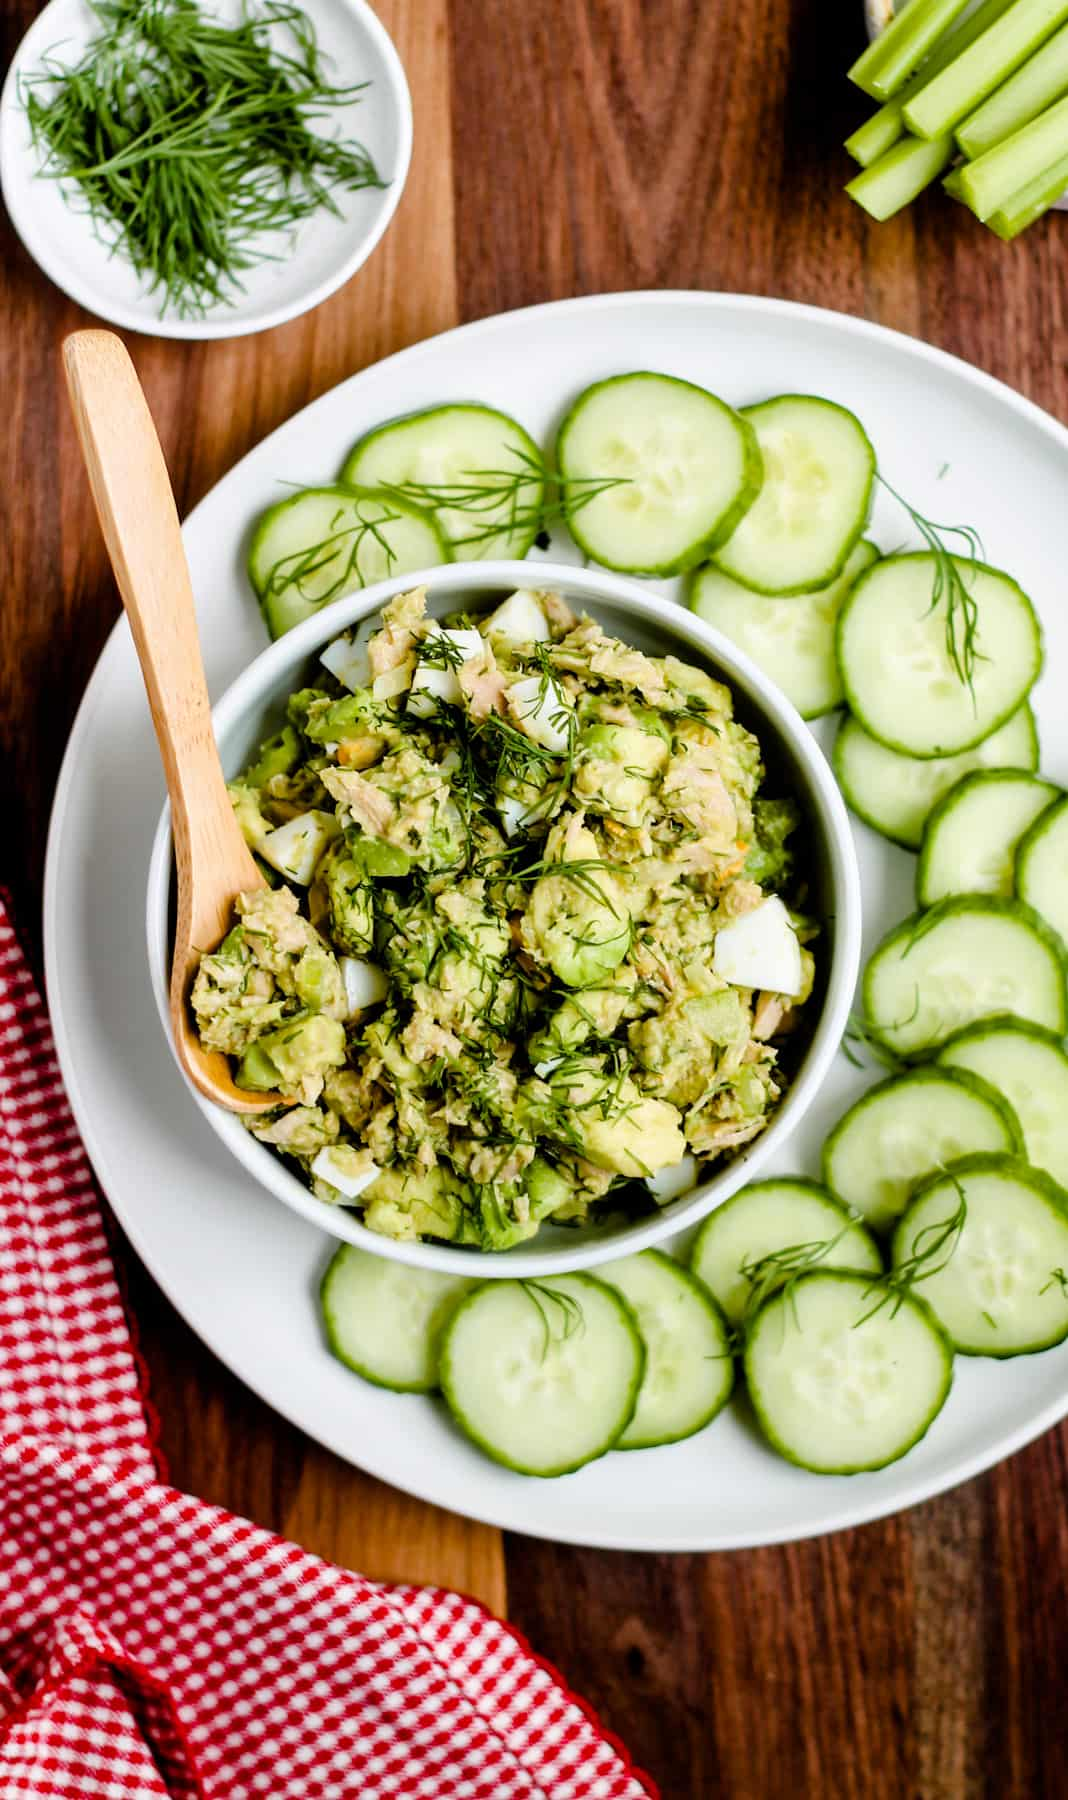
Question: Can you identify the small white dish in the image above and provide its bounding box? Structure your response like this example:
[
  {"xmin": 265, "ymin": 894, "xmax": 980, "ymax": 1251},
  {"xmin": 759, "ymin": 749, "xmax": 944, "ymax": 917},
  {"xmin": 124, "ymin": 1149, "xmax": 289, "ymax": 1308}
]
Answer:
[
  {"xmin": 145, "ymin": 559, "xmax": 862, "ymax": 1279},
  {"xmin": 0, "ymin": 0, "xmax": 412, "ymax": 340}
]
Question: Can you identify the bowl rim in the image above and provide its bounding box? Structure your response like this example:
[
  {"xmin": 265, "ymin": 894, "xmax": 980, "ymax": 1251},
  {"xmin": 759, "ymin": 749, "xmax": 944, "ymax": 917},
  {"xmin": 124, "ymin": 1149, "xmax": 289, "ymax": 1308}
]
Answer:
[
  {"xmin": 146, "ymin": 558, "xmax": 862, "ymax": 1275},
  {"xmin": 0, "ymin": 0, "xmax": 413, "ymax": 342}
]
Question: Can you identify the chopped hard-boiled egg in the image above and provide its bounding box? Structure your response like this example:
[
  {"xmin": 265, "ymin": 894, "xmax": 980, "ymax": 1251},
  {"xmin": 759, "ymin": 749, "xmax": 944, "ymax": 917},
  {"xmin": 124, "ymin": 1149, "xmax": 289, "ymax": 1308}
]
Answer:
[
  {"xmin": 339, "ymin": 956, "xmax": 389, "ymax": 1017},
  {"xmin": 408, "ymin": 627, "xmax": 484, "ymax": 718},
  {"xmin": 259, "ymin": 810, "xmax": 340, "ymax": 885},
  {"xmin": 713, "ymin": 896, "xmax": 802, "ymax": 997},
  {"xmin": 506, "ymin": 673, "xmax": 572, "ymax": 754},
  {"xmin": 320, "ymin": 621, "xmax": 374, "ymax": 693},
  {"xmin": 645, "ymin": 1153, "xmax": 699, "ymax": 1204},
  {"xmin": 310, "ymin": 1145, "xmax": 380, "ymax": 1201},
  {"xmin": 483, "ymin": 590, "xmax": 551, "ymax": 646}
]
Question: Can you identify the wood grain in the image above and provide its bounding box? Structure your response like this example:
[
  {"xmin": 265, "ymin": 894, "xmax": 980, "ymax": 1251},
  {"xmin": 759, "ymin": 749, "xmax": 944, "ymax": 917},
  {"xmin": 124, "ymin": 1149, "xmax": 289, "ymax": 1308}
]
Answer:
[{"xmin": 4, "ymin": 0, "xmax": 1068, "ymax": 1792}]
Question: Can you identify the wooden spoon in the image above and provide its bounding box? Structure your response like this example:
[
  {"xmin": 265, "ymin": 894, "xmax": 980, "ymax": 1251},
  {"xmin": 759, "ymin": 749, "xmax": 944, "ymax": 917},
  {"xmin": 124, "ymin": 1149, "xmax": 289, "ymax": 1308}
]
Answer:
[{"xmin": 63, "ymin": 329, "xmax": 273, "ymax": 1115}]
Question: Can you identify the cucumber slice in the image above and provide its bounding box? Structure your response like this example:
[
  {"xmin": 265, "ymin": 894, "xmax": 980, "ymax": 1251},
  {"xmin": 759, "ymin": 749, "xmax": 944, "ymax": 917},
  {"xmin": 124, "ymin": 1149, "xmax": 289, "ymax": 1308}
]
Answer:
[
  {"xmin": 712, "ymin": 395, "xmax": 875, "ymax": 595},
  {"xmin": 822, "ymin": 1067, "xmax": 1022, "ymax": 1232},
  {"xmin": 744, "ymin": 1270, "xmax": 952, "ymax": 1474},
  {"xmin": 1016, "ymin": 794, "xmax": 1068, "ymax": 948},
  {"xmin": 690, "ymin": 1178, "xmax": 882, "ymax": 1325},
  {"xmin": 937, "ymin": 1017, "xmax": 1068, "ymax": 1189},
  {"xmin": 832, "ymin": 705, "xmax": 1039, "ymax": 850},
  {"xmin": 249, "ymin": 485, "xmax": 446, "ymax": 640},
  {"xmin": 863, "ymin": 896, "xmax": 1068, "ymax": 1059},
  {"xmin": 893, "ymin": 1153, "xmax": 1068, "ymax": 1356},
  {"xmin": 836, "ymin": 553, "xmax": 1042, "ymax": 758},
  {"xmin": 917, "ymin": 769, "xmax": 1059, "ymax": 906},
  {"xmin": 341, "ymin": 404, "xmax": 545, "ymax": 562},
  {"xmin": 320, "ymin": 1246, "xmax": 476, "ymax": 1393},
  {"xmin": 597, "ymin": 1251, "xmax": 734, "ymax": 1449},
  {"xmin": 690, "ymin": 540, "xmax": 878, "ymax": 720},
  {"xmin": 438, "ymin": 1274, "xmax": 644, "ymax": 1476},
  {"xmin": 555, "ymin": 372, "xmax": 763, "ymax": 576}
]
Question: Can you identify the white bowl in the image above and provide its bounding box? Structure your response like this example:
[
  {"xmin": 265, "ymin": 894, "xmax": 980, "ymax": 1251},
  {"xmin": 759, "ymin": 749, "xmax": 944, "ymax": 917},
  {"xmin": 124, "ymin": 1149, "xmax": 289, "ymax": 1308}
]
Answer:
[
  {"xmin": 146, "ymin": 560, "xmax": 862, "ymax": 1276},
  {"xmin": 0, "ymin": 0, "xmax": 412, "ymax": 340}
]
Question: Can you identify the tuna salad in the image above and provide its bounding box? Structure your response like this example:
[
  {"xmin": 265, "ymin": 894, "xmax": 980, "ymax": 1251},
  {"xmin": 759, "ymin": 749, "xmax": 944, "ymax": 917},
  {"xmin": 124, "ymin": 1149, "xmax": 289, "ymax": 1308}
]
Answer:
[{"xmin": 191, "ymin": 585, "xmax": 816, "ymax": 1250}]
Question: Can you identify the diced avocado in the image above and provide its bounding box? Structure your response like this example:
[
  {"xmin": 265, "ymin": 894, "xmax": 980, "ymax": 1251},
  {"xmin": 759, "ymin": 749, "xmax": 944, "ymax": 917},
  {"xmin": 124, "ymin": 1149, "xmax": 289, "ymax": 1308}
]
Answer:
[
  {"xmin": 321, "ymin": 848, "xmax": 375, "ymax": 955},
  {"xmin": 744, "ymin": 797, "xmax": 800, "ymax": 890},
  {"xmin": 347, "ymin": 832, "xmax": 411, "ymax": 878},
  {"xmin": 362, "ymin": 1164, "xmax": 464, "ymax": 1242},
  {"xmin": 547, "ymin": 1060, "xmax": 686, "ymax": 1178},
  {"xmin": 303, "ymin": 691, "xmax": 382, "ymax": 745},
  {"xmin": 524, "ymin": 820, "xmax": 631, "ymax": 987},
  {"xmin": 236, "ymin": 1040, "xmax": 283, "ymax": 1091},
  {"xmin": 255, "ymin": 1013, "xmax": 347, "ymax": 1087},
  {"xmin": 285, "ymin": 686, "xmax": 332, "ymax": 734},
  {"xmin": 244, "ymin": 724, "xmax": 301, "ymax": 787},
  {"xmin": 524, "ymin": 1156, "xmax": 576, "ymax": 1218},
  {"xmin": 292, "ymin": 945, "xmax": 346, "ymax": 1014},
  {"xmin": 573, "ymin": 722, "xmax": 669, "ymax": 825},
  {"xmin": 228, "ymin": 783, "xmax": 273, "ymax": 854}
]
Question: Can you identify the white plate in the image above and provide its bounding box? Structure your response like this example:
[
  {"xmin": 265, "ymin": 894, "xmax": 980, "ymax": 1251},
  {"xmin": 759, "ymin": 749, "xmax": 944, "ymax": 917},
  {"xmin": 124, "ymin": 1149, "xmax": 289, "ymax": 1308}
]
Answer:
[
  {"xmin": 44, "ymin": 292, "xmax": 1068, "ymax": 1550},
  {"xmin": 0, "ymin": 0, "xmax": 411, "ymax": 340}
]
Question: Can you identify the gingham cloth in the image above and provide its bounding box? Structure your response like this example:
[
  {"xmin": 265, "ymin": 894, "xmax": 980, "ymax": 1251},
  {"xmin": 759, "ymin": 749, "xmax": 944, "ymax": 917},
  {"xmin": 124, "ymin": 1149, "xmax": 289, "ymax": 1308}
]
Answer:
[{"xmin": 0, "ymin": 898, "xmax": 656, "ymax": 1800}]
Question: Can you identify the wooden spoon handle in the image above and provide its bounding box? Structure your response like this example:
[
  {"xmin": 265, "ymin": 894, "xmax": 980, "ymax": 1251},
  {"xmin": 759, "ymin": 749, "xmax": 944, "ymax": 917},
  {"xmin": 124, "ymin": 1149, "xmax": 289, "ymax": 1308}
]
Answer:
[{"xmin": 62, "ymin": 330, "xmax": 257, "ymax": 955}]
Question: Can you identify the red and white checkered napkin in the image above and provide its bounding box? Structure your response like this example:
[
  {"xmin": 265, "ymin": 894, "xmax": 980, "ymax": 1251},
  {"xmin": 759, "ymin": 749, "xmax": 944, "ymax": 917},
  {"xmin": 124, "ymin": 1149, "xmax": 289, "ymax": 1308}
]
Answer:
[{"xmin": 0, "ymin": 898, "xmax": 656, "ymax": 1800}]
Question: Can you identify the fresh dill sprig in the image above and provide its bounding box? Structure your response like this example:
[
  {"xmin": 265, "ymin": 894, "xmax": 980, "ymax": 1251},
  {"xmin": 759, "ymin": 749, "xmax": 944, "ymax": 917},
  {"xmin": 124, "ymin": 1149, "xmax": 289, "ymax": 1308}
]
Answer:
[
  {"xmin": 262, "ymin": 502, "xmax": 402, "ymax": 604},
  {"xmin": 520, "ymin": 1280, "xmax": 586, "ymax": 1361},
  {"xmin": 855, "ymin": 1172, "xmax": 967, "ymax": 1326},
  {"xmin": 840, "ymin": 998, "xmax": 920, "ymax": 1071},
  {"xmin": 21, "ymin": 0, "xmax": 385, "ymax": 318},
  {"xmin": 879, "ymin": 474, "xmax": 988, "ymax": 708},
  {"xmin": 738, "ymin": 1218, "xmax": 861, "ymax": 1334},
  {"xmin": 1040, "ymin": 1267, "xmax": 1068, "ymax": 1299},
  {"xmin": 375, "ymin": 445, "xmax": 630, "ymax": 550}
]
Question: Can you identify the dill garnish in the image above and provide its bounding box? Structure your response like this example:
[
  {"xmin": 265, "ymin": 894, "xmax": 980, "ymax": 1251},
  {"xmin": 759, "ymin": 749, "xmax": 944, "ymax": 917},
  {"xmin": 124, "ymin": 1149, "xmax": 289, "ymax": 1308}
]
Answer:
[
  {"xmin": 262, "ymin": 501, "xmax": 403, "ymax": 608},
  {"xmin": 520, "ymin": 1280, "xmax": 586, "ymax": 1361},
  {"xmin": 879, "ymin": 475, "xmax": 988, "ymax": 707},
  {"xmin": 375, "ymin": 445, "xmax": 631, "ymax": 551},
  {"xmin": 21, "ymin": 0, "xmax": 385, "ymax": 317}
]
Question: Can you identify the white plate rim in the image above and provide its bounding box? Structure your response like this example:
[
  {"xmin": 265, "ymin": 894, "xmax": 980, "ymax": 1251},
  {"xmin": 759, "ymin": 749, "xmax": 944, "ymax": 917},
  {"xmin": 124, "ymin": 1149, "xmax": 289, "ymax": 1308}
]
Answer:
[
  {"xmin": 0, "ymin": 0, "xmax": 413, "ymax": 341},
  {"xmin": 42, "ymin": 288, "xmax": 1068, "ymax": 1550}
]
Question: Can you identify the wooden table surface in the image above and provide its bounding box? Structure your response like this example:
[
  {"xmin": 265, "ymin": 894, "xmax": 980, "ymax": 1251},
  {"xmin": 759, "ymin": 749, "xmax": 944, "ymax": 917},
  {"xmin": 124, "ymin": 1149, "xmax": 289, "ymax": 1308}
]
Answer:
[{"xmin": 4, "ymin": 0, "xmax": 1068, "ymax": 1793}]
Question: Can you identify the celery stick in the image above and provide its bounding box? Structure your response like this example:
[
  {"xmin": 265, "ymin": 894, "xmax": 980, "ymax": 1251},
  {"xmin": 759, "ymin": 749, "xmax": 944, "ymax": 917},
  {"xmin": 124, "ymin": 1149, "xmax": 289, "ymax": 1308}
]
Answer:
[
  {"xmin": 942, "ymin": 164, "xmax": 969, "ymax": 196},
  {"xmin": 850, "ymin": 0, "xmax": 973, "ymax": 98},
  {"xmin": 959, "ymin": 90, "xmax": 1068, "ymax": 214},
  {"xmin": 846, "ymin": 133, "xmax": 956, "ymax": 217},
  {"xmin": 987, "ymin": 147, "xmax": 1068, "ymax": 230},
  {"xmin": 905, "ymin": 0, "xmax": 1068, "ymax": 138},
  {"xmin": 847, "ymin": 103, "xmax": 909, "ymax": 167},
  {"xmin": 845, "ymin": 0, "xmax": 1017, "ymax": 166},
  {"xmin": 957, "ymin": 21, "xmax": 1068, "ymax": 155}
]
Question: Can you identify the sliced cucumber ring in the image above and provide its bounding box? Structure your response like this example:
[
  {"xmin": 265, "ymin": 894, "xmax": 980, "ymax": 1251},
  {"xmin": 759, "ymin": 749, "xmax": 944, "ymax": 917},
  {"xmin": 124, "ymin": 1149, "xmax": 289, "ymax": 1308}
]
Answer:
[
  {"xmin": 937, "ymin": 1016, "xmax": 1068, "ymax": 1191},
  {"xmin": 320, "ymin": 1246, "xmax": 476, "ymax": 1393},
  {"xmin": 712, "ymin": 394, "xmax": 875, "ymax": 595},
  {"xmin": 863, "ymin": 896, "xmax": 1068, "ymax": 1059},
  {"xmin": 556, "ymin": 371, "xmax": 763, "ymax": 576},
  {"xmin": 822, "ymin": 1067, "xmax": 1022, "ymax": 1233},
  {"xmin": 893, "ymin": 1153, "xmax": 1068, "ymax": 1356},
  {"xmin": 690, "ymin": 1178, "xmax": 882, "ymax": 1324},
  {"xmin": 744, "ymin": 1270, "xmax": 953, "ymax": 1474},
  {"xmin": 1016, "ymin": 793, "xmax": 1068, "ymax": 950},
  {"xmin": 836, "ymin": 552, "xmax": 1042, "ymax": 758},
  {"xmin": 832, "ymin": 705, "xmax": 1039, "ymax": 851},
  {"xmin": 341, "ymin": 404, "xmax": 545, "ymax": 562},
  {"xmin": 691, "ymin": 539, "xmax": 878, "ymax": 719},
  {"xmin": 249, "ymin": 485, "xmax": 447, "ymax": 640},
  {"xmin": 917, "ymin": 769, "xmax": 1059, "ymax": 907},
  {"xmin": 598, "ymin": 1251, "xmax": 734, "ymax": 1449},
  {"xmin": 439, "ymin": 1274, "xmax": 644, "ymax": 1476}
]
